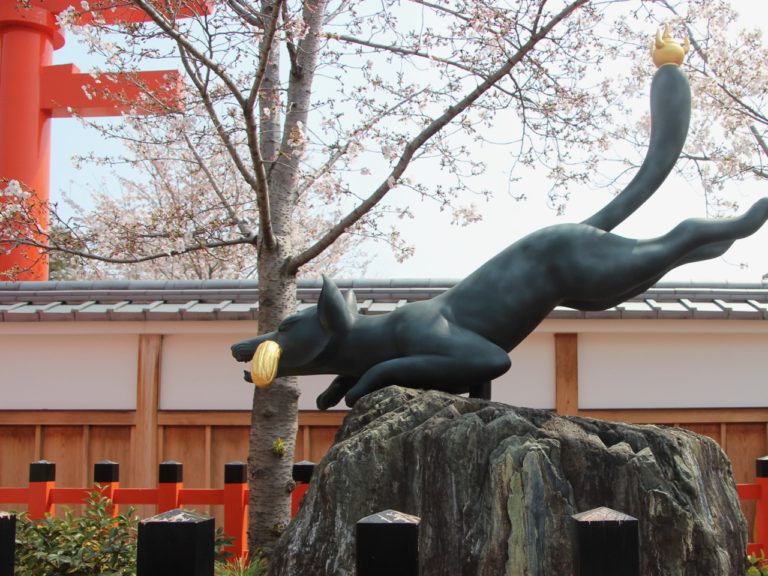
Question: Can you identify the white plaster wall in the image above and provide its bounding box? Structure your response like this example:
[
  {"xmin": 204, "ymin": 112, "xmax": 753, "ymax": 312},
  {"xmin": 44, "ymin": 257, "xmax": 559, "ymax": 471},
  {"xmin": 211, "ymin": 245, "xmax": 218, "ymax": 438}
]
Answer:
[
  {"xmin": 579, "ymin": 332, "xmax": 768, "ymax": 409},
  {"xmin": 493, "ymin": 333, "xmax": 556, "ymax": 409},
  {"xmin": 158, "ymin": 332, "xmax": 556, "ymax": 411},
  {"xmin": 3, "ymin": 320, "xmax": 765, "ymax": 412},
  {"xmin": 0, "ymin": 334, "xmax": 138, "ymax": 409},
  {"xmin": 296, "ymin": 374, "xmax": 350, "ymax": 411},
  {"xmin": 159, "ymin": 333, "xmax": 256, "ymax": 410},
  {"xmin": 160, "ymin": 334, "xmax": 387, "ymax": 411}
]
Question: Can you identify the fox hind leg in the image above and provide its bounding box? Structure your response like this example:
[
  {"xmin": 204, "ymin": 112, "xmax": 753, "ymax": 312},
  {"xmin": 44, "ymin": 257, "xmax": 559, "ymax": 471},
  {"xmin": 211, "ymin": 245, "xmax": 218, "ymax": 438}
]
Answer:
[
  {"xmin": 562, "ymin": 197, "xmax": 768, "ymax": 310},
  {"xmin": 344, "ymin": 333, "xmax": 511, "ymax": 407}
]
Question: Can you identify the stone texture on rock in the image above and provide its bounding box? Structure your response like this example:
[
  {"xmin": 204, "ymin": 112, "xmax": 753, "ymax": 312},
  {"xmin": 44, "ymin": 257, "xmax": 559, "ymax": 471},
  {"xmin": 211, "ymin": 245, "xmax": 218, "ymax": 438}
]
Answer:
[{"xmin": 271, "ymin": 387, "xmax": 747, "ymax": 575}]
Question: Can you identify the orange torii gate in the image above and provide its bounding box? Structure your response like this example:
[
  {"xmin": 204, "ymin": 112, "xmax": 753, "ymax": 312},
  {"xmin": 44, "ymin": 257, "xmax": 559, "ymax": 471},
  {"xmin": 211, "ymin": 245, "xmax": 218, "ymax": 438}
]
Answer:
[{"xmin": 0, "ymin": 0, "xmax": 208, "ymax": 280}]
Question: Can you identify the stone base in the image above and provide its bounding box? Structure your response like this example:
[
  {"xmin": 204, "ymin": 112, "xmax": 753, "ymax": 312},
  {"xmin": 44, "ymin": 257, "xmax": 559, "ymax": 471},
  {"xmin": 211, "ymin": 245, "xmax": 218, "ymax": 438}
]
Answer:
[{"xmin": 272, "ymin": 386, "xmax": 747, "ymax": 575}]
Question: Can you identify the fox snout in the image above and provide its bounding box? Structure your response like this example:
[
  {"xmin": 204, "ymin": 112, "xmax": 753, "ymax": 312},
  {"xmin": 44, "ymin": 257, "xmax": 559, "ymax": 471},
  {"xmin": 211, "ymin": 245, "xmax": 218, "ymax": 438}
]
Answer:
[{"xmin": 231, "ymin": 337, "xmax": 264, "ymax": 362}]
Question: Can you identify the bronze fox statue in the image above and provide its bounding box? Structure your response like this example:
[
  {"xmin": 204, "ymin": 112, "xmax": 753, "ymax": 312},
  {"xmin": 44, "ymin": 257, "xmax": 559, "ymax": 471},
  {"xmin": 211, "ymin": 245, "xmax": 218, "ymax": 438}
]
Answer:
[{"xmin": 232, "ymin": 64, "xmax": 768, "ymax": 409}]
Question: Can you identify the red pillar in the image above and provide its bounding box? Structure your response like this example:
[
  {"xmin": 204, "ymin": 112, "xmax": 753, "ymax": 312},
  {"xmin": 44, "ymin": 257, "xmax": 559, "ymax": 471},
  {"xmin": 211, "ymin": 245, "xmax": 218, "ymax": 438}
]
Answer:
[
  {"xmin": 0, "ymin": 2, "xmax": 62, "ymax": 280},
  {"xmin": 0, "ymin": 0, "xmax": 203, "ymax": 281}
]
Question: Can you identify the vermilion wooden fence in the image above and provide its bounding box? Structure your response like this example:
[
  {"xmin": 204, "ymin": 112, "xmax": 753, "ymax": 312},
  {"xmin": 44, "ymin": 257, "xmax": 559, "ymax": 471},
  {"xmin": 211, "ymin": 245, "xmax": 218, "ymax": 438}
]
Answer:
[
  {"xmin": 736, "ymin": 456, "xmax": 768, "ymax": 557},
  {"xmin": 4, "ymin": 457, "xmax": 766, "ymax": 561},
  {"xmin": 0, "ymin": 459, "xmax": 314, "ymax": 561}
]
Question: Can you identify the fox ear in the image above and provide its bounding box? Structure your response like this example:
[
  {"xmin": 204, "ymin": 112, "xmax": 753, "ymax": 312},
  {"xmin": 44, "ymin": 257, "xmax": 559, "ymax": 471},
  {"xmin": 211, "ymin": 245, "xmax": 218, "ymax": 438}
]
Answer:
[
  {"xmin": 317, "ymin": 276, "xmax": 355, "ymax": 333},
  {"xmin": 344, "ymin": 287, "xmax": 358, "ymax": 312}
]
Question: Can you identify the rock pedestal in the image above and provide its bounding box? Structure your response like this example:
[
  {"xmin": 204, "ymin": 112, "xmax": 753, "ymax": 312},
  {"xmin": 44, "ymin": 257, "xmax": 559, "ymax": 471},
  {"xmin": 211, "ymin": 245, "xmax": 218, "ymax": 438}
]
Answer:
[{"xmin": 271, "ymin": 387, "xmax": 747, "ymax": 575}]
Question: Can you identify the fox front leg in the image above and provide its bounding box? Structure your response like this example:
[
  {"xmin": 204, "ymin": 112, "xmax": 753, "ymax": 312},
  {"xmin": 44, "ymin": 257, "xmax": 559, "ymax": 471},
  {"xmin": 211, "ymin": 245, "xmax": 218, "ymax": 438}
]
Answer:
[{"xmin": 316, "ymin": 375, "xmax": 359, "ymax": 410}]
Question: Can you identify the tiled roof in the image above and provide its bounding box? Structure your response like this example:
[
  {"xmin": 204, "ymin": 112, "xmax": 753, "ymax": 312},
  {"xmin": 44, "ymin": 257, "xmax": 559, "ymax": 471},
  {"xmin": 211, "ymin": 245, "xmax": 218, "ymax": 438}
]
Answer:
[{"xmin": 0, "ymin": 280, "xmax": 767, "ymax": 322}]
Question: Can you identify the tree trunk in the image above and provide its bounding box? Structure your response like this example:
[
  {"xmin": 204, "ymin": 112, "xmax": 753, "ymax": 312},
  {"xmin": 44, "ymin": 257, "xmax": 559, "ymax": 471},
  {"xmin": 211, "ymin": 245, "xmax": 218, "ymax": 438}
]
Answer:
[
  {"xmin": 247, "ymin": 0, "xmax": 328, "ymax": 557},
  {"xmin": 248, "ymin": 241, "xmax": 299, "ymax": 556}
]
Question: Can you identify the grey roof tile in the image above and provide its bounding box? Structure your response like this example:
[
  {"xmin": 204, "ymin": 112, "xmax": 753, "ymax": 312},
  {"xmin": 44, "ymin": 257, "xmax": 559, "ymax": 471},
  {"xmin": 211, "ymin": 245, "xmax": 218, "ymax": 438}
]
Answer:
[{"xmin": 1, "ymin": 280, "xmax": 767, "ymax": 322}]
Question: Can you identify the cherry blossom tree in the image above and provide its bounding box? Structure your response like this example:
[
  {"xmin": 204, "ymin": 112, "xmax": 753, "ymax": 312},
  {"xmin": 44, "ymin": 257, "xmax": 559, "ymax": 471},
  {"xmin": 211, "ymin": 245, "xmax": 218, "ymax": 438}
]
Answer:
[
  {"xmin": 611, "ymin": 0, "xmax": 768, "ymax": 217},
  {"xmin": 4, "ymin": 0, "xmax": 767, "ymax": 558},
  {"xmin": 5, "ymin": 0, "xmax": 607, "ymax": 555}
]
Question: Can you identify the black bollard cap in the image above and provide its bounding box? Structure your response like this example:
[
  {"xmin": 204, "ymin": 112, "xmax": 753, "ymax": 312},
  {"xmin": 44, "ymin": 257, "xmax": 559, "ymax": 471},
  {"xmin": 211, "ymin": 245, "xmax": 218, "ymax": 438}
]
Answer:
[
  {"xmin": 572, "ymin": 507, "xmax": 639, "ymax": 576},
  {"xmin": 224, "ymin": 461, "xmax": 247, "ymax": 484},
  {"xmin": 757, "ymin": 457, "xmax": 768, "ymax": 478},
  {"xmin": 0, "ymin": 512, "xmax": 16, "ymax": 576},
  {"xmin": 138, "ymin": 509, "xmax": 214, "ymax": 576},
  {"xmin": 292, "ymin": 460, "xmax": 315, "ymax": 483},
  {"xmin": 158, "ymin": 461, "xmax": 183, "ymax": 483},
  {"xmin": 94, "ymin": 460, "xmax": 120, "ymax": 483},
  {"xmin": 356, "ymin": 510, "xmax": 420, "ymax": 576},
  {"xmin": 29, "ymin": 461, "xmax": 55, "ymax": 482}
]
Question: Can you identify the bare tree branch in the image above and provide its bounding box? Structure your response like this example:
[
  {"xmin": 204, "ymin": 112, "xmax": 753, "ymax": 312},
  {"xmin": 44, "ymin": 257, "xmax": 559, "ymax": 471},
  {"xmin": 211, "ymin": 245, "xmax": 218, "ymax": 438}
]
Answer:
[
  {"xmin": 328, "ymin": 33, "xmax": 480, "ymax": 76},
  {"xmin": 286, "ymin": 0, "xmax": 589, "ymax": 273},
  {"xmin": 131, "ymin": 0, "xmax": 249, "ymax": 109},
  {"xmin": 181, "ymin": 132, "xmax": 257, "ymax": 241}
]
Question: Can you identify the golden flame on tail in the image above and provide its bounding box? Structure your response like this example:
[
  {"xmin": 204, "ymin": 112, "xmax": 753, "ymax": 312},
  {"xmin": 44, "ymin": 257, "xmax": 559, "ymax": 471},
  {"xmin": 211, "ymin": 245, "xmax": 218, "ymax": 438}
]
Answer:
[
  {"xmin": 250, "ymin": 340, "xmax": 282, "ymax": 388},
  {"xmin": 651, "ymin": 24, "xmax": 690, "ymax": 67}
]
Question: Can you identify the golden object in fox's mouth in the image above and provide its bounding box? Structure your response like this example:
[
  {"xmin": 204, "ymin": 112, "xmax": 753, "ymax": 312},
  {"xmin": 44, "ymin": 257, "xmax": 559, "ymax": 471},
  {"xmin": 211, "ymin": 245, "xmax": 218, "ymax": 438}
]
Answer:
[
  {"xmin": 250, "ymin": 340, "xmax": 282, "ymax": 388},
  {"xmin": 652, "ymin": 24, "xmax": 690, "ymax": 68}
]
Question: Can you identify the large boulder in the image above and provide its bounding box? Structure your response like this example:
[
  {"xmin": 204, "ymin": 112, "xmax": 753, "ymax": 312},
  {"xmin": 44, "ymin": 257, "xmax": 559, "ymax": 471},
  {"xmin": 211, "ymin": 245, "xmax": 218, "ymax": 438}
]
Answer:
[{"xmin": 272, "ymin": 387, "xmax": 747, "ymax": 575}]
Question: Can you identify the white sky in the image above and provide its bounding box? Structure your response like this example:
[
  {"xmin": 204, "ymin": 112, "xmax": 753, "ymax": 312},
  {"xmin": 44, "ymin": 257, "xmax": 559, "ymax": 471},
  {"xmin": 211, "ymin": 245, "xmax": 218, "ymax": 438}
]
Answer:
[{"xmin": 48, "ymin": 1, "xmax": 768, "ymax": 284}]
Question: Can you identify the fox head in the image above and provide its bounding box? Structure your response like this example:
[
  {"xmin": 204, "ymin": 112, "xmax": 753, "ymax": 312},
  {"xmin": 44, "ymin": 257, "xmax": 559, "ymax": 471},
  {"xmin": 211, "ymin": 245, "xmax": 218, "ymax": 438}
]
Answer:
[{"xmin": 231, "ymin": 276, "xmax": 358, "ymax": 385}]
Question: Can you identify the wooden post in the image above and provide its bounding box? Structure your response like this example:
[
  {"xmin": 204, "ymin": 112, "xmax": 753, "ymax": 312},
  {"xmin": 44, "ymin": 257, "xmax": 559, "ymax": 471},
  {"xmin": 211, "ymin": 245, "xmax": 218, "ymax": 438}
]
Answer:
[
  {"xmin": 572, "ymin": 506, "xmax": 639, "ymax": 576},
  {"xmin": 137, "ymin": 509, "xmax": 214, "ymax": 576},
  {"xmin": 356, "ymin": 509, "xmax": 420, "ymax": 576},
  {"xmin": 555, "ymin": 333, "xmax": 579, "ymax": 416},
  {"xmin": 134, "ymin": 334, "xmax": 161, "ymax": 491},
  {"xmin": 0, "ymin": 512, "xmax": 15, "ymax": 576},
  {"xmin": 291, "ymin": 460, "xmax": 315, "ymax": 517},
  {"xmin": 223, "ymin": 461, "xmax": 248, "ymax": 560},
  {"xmin": 157, "ymin": 461, "xmax": 183, "ymax": 512},
  {"xmin": 94, "ymin": 460, "xmax": 120, "ymax": 516},
  {"xmin": 28, "ymin": 460, "xmax": 55, "ymax": 519},
  {"xmin": 755, "ymin": 457, "xmax": 768, "ymax": 555}
]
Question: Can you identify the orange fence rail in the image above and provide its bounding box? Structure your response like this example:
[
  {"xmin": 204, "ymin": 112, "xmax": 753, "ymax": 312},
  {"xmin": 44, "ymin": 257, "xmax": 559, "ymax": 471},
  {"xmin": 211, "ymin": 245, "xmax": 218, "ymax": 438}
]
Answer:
[
  {"xmin": 0, "ymin": 459, "xmax": 315, "ymax": 560},
  {"xmin": 6, "ymin": 456, "xmax": 763, "ymax": 560},
  {"xmin": 737, "ymin": 456, "xmax": 768, "ymax": 558}
]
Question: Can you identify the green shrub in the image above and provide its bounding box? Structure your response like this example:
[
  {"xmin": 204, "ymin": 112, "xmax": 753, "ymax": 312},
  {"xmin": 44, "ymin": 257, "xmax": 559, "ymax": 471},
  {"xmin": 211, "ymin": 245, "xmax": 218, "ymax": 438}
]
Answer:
[
  {"xmin": 14, "ymin": 489, "xmax": 138, "ymax": 576},
  {"xmin": 748, "ymin": 552, "xmax": 768, "ymax": 576},
  {"xmin": 215, "ymin": 555, "xmax": 268, "ymax": 576},
  {"xmin": 13, "ymin": 488, "xmax": 267, "ymax": 576}
]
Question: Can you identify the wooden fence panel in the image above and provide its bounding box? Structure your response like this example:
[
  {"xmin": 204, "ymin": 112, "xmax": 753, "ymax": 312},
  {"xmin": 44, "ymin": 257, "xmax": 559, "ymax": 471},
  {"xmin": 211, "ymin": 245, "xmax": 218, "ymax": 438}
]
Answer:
[
  {"xmin": 42, "ymin": 427, "xmax": 86, "ymax": 486},
  {"xmin": 87, "ymin": 426, "xmax": 131, "ymax": 484},
  {"xmin": 681, "ymin": 423, "xmax": 722, "ymax": 446},
  {"xmin": 162, "ymin": 426, "xmax": 207, "ymax": 487},
  {"xmin": 40, "ymin": 426, "xmax": 86, "ymax": 514},
  {"xmin": 308, "ymin": 426, "xmax": 339, "ymax": 463},
  {"xmin": 210, "ymin": 427, "xmax": 249, "ymax": 475},
  {"xmin": 726, "ymin": 424, "xmax": 767, "ymax": 484},
  {"xmin": 3, "ymin": 408, "xmax": 767, "ymax": 538},
  {"xmin": 724, "ymin": 423, "xmax": 767, "ymax": 536},
  {"xmin": 0, "ymin": 426, "xmax": 35, "ymax": 511}
]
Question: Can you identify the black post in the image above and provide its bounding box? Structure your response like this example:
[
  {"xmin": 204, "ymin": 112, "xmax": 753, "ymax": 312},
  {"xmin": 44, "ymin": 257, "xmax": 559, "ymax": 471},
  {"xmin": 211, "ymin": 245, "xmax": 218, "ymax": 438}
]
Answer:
[
  {"xmin": 0, "ymin": 512, "xmax": 15, "ymax": 576},
  {"xmin": 572, "ymin": 506, "xmax": 639, "ymax": 576},
  {"xmin": 356, "ymin": 509, "xmax": 420, "ymax": 576},
  {"xmin": 94, "ymin": 460, "xmax": 119, "ymax": 483},
  {"xmin": 224, "ymin": 461, "xmax": 247, "ymax": 485},
  {"xmin": 757, "ymin": 456, "xmax": 768, "ymax": 478},
  {"xmin": 29, "ymin": 460, "xmax": 55, "ymax": 482},
  {"xmin": 292, "ymin": 460, "xmax": 315, "ymax": 483},
  {"xmin": 137, "ymin": 509, "xmax": 214, "ymax": 576},
  {"xmin": 158, "ymin": 461, "xmax": 183, "ymax": 483}
]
